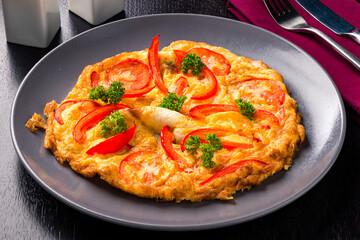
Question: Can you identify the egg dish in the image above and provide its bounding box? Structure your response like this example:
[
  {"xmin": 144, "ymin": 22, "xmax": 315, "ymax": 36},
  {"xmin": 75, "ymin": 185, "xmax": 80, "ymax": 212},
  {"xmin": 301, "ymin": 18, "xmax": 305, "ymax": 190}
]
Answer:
[{"xmin": 26, "ymin": 36, "xmax": 305, "ymax": 202}]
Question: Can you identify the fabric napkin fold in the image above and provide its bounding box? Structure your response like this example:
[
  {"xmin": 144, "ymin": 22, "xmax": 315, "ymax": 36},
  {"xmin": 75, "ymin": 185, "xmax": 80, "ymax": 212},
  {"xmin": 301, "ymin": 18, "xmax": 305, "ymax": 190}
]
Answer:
[{"xmin": 227, "ymin": 0, "xmax": 360, "ymax": 116}]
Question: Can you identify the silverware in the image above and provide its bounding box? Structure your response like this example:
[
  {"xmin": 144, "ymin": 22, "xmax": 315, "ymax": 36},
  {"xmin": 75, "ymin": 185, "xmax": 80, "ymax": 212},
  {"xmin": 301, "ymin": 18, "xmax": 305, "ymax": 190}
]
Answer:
[
  {"xmin": 263, "ymin": 0, "xmax": 360, "ymax": 71},
  {"xmin": 296, "ymin": 0, "xmax": 360, "ymax": 45}
]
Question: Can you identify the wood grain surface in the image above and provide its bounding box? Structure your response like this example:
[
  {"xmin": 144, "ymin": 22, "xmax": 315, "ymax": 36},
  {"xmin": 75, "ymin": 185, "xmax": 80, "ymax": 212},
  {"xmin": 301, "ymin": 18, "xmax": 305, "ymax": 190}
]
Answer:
[{"xmin": 1, "ymin": 0, "xmax": 359, "ymax": 239}]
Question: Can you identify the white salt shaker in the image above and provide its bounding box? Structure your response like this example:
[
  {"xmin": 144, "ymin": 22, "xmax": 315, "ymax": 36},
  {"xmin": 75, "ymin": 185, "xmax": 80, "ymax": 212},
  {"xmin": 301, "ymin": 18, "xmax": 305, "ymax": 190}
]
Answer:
[
  {"xmin": 1, "ymin": 0, "xmax": 61, "ymax": 48},
  {"xmin": 68, "ymin": 0, "xmax": 125, "ymax": 25}
]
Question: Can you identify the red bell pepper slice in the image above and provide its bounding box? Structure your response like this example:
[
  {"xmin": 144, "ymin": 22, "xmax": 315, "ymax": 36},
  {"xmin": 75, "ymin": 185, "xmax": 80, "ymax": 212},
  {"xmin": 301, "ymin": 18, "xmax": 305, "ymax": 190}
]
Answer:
[
  {"xmin": 191, "ymin": 66, "xmax": 218, "ymax": 100},
  {"xmin": 187, "ymin": 47, "xmax": 231, "ymax": 76},
  {"xmin": 199, "ymin": 159, "xmax": 268, "ymax": 186},
  {"xmin": 160, "ymin": 126, "xmax": 192, "ymax": 173},
  {"xmin": 188, "ymin": 104, "xmax": 280, "ymax": 125},
  {"xmin": 55, "ymin": 100, "xmax": 101, "ymax": 125},
  {"xmin": 148, "ymin": 35, "xmax": 168, "ymax": 93},
  {"xmin": 173, "ymin": 50, "xmax": 187, "ymax": 74},
  {"xmin": 86, "ymin": 124, "xmax": 136, "ymax": 155},
  {"xmin": 73, "ymin": 103, "xmax": 131, "ymax": 143},
  {"xmin": 173, "ymin": 76, "xmax": 188, "ymax": 96},
  {"xmin": 174, "ymin": 50, "xmax": 218, "ymax": 100},
  {"xmin": 180, "ymin": 128, "xmax": 254, "ymax": 152}
]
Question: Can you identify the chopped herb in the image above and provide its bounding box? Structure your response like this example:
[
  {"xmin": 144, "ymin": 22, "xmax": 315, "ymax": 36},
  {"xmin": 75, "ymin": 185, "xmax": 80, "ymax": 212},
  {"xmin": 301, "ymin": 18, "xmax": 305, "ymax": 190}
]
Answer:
[
  {"xmin": 100, "ymin": 110, "xmax": 127, "ymax": 138},
  {"xmin": 158, "ymin": 92, "xmax": 187, "ymax": 112},
  {"xmin": 184, "ymin": 133, "xmax": 223, "ymax": 168},
  {"xmin": 89, "ymin": 82, "xmax": 125, "ymax": 104},
  {"xmin": 181, "ymin": 53, "xmax": 206, "ymax": 76},
  {"xmin": 89, "ymin": 85, "xmax": 108, "ymax": 103},
  {"xmin": 235, "ymin": 98, "xmax": 257, "ymax": 120},
  {"xmin": 184, "ymin": 135, "xmax": 202, "ymax": 155}
]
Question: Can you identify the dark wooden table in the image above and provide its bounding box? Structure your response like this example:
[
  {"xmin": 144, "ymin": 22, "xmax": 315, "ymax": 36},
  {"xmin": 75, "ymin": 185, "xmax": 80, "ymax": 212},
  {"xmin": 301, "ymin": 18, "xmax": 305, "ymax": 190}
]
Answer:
[{"xmin": 1, "ymin": 0, "xmax": 359, "ymax": 238}]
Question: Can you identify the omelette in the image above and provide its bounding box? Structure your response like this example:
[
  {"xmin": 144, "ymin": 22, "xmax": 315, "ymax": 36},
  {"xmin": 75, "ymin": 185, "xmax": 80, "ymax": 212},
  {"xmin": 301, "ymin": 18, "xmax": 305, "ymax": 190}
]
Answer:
[{"xmin": 26, "ymin": 36, "xmax": 305, "ymax": 202}]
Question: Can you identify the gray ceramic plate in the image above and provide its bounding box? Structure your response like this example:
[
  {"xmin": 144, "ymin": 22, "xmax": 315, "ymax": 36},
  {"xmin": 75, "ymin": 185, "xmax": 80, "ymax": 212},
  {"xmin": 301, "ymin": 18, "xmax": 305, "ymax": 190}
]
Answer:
[{"xmin": 11, "ymin": 14, "xmax": 346, "ymax": 231}]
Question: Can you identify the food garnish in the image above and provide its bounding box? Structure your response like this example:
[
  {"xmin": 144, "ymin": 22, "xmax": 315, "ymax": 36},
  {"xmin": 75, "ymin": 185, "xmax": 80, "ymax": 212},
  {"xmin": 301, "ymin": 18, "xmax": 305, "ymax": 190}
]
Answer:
[
  {"xmin": 235, "ymin": 98, "xmax": 257, "ymax": 120},
  {"xmin": 89, "ymin": 81, "xmax": 125, "ymax": 104},
  {"xmin": 158, "ymin": 92, "xmax": 187, "ymax": 112},
  {"xmin": 100, "ymin": 110, "xmax": 127, "ymax": 138},
  {"xmin": 73, "ymin": 103, "xmax": 131, "ymax": 143},
  {"xmin": 184, "ymin": 133, "xmax": 223, "ymax": 168},
  {"xmin": 181, "ymin": 53, "xmax": 206, "ymax": 76}
]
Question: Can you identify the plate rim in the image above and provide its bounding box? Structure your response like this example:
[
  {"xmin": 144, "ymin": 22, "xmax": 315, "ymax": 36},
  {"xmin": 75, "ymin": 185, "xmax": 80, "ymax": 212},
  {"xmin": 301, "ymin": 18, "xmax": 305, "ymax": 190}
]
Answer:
[{"xmin": 10, "ymin": 13, "xmax": 346, "ymax": 231}]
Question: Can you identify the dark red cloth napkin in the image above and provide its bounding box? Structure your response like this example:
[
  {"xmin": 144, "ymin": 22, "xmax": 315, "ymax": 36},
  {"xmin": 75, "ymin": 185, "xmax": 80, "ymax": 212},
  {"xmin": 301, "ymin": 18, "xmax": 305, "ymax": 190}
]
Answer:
[{"xmin": 227, "ymin": 0, "xmax": 360, "ymax": 115}]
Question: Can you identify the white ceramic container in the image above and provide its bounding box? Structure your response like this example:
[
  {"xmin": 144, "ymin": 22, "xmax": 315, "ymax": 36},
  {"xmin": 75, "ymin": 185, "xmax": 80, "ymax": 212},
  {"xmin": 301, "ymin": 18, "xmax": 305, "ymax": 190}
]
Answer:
[
  {"xmin": 68, "ymin": 0, "xmax": 125, "ymax": 25},
  {"xmin": 1, "ymin": 0, "xmax": 61, "ymax": 48}
]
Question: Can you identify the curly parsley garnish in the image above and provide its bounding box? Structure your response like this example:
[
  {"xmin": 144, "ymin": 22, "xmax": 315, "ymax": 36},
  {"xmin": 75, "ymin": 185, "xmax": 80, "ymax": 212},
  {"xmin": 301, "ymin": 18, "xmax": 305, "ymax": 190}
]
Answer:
[
  {"xmin": 235, "ymin": 98, "xmax": 257, "ymax": 120},
  {"xmin": 158, "ymin": 92, "xmax": 187, "ymax": 112},
  {"xmin": 100, "ymin": 110, "xmax": 127, "ymax": 138},
  {"xmin": 184, "ymin": 133, "xmax": 223, "ymax": 168},
  {"xmin": 89, "ymin": 82, "xmax": 125, "ymax": 104},
  {"xmin": 181, "ymin": 53, "xmax": 206, "ymax": 76}
]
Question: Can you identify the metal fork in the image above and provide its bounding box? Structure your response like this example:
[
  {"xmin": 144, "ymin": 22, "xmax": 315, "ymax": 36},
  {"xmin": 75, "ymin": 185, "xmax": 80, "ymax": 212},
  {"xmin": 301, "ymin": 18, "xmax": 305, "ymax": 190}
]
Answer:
[{"xmin": 264, "ymin": 0, "xmax": 360, "ymax": 71}]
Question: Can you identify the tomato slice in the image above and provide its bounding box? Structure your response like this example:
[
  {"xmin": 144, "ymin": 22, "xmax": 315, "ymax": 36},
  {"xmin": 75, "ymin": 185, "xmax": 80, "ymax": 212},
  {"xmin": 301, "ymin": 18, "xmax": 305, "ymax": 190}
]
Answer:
[
  {"xmin": 189, "ymin": 104, "xmax": 239, "ymax": 119},
  {"xmin": 160, "ymin": 126, "xmax": 192, "ymax": 172},
  {"xmin": 90, "ymin": 71, "xmax": 100, "ymax": 88},
  {"xmin": 86, "ymin": 124, "xmax": 136, "ymax": 155},
  {"xmin": 173, "ymin": 76, "xmax": 188, "ymax": 96},
  {"xmin": 180, "ymin": 128, "xmax": 254, "ymax": 152},
  {"xmin": 254, "ymin": 109, "xmax": 280, "ymax": 126},
  {"xmin": 105, "ymin": 58, "xmax": 151, "ymax": 91},
  {"xmin": 187, "ymin": 48, "xmax": 231, "ymax": 76},
  {"xmin": 73, "ymin": 103, "xmax": 131, "ymax": 143},
  {"xmin": 55, "ymin": 100, "xmax": 101, "ymax": 125},
  {"xmin": 119, "ymin": 151, "xmax": 172, "ymax": 185},
  {"xmin": 237, "ymin": 79, "xmax": 285, "ymax": 106},
  {"xmin": 148, "ymin": 35, "xmax": 168, "ymax": 93},
  {"xmin": 199, "ymin": 159, "xmax": 268, "ymax": 186}
]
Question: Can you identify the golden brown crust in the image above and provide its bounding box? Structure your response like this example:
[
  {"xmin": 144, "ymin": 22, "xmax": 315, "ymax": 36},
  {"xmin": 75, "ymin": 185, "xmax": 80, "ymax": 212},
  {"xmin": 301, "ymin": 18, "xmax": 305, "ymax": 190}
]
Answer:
[
  {"xmin": 30, "ymin": 40, "xmax": 305, "ymax": 202},
  {"xmin": 25, "ymin": 113, "xmax": 47, "ymax": 132}
]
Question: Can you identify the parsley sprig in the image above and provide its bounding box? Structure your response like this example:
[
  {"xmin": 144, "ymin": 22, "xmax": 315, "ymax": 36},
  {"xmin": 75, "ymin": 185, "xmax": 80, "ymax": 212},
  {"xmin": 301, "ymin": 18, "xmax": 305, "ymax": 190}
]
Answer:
[
  {"xmin": 100, "ymin": 110, "xmax": 127, "ymax": 138},
  {"xmin": 158, "ymin": 92, "xmax": 187, "ymax": 112},
  {"xmin": 89, "ymin": 82, "xmax": 125, "ymax": 104},
  {"xmin": 181, "ymin": 53, "xmax": 206, "ymax": 76},
  {"xmin": 184, "ymin": 133, "xmax": 223, "ymax": 168},
  {"xmin": 235, "ymin": 98, "xmax": 257, "ymax": 120}
]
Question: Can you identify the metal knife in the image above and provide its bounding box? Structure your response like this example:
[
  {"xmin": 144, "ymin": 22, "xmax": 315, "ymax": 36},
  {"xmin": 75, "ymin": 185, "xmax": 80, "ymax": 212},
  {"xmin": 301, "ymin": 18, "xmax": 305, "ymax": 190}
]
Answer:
[{"xmin": 296, "ymin": 0, "xmax": 360, "ymax": 45}]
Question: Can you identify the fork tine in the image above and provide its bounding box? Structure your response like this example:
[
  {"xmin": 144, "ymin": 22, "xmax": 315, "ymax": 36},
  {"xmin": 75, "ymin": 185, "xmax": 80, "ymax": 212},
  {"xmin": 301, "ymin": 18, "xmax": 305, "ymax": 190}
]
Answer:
[
  {"xmin": 271, "ymin": 0, "xmax": 286, "ymax": 14},
  {"xmin": 278, "ymin": 0, "xmax": 294, "ymax": 12},
  {"xmin": 264, "ymin": 0, "xmax": 280, "ymax": 16}
]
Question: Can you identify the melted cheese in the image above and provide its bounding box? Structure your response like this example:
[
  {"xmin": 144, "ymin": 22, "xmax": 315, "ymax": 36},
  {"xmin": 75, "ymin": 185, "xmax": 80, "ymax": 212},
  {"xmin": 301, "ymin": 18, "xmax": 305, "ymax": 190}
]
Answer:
[{"xmin": 39, "ymin": 40, "xmax": 305, "ymax": 202}]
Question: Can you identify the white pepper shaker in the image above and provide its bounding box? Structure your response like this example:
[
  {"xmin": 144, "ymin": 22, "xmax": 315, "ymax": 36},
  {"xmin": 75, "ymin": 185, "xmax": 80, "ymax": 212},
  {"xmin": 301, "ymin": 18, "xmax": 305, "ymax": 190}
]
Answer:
[
  {"xmin": 1, "ymin": 0, "xmax": 61, "ymax": 48},
  {"xmin": 68, "ymin": 0, "xmax": 125, "ymax": 25}
]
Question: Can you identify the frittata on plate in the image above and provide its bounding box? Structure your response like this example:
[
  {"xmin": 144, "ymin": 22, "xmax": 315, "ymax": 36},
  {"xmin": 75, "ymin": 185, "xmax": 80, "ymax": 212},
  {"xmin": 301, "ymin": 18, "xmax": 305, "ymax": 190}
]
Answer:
[{"xmin": 27, "ymin": 36, "xmax": 305, "ymax": 202}]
